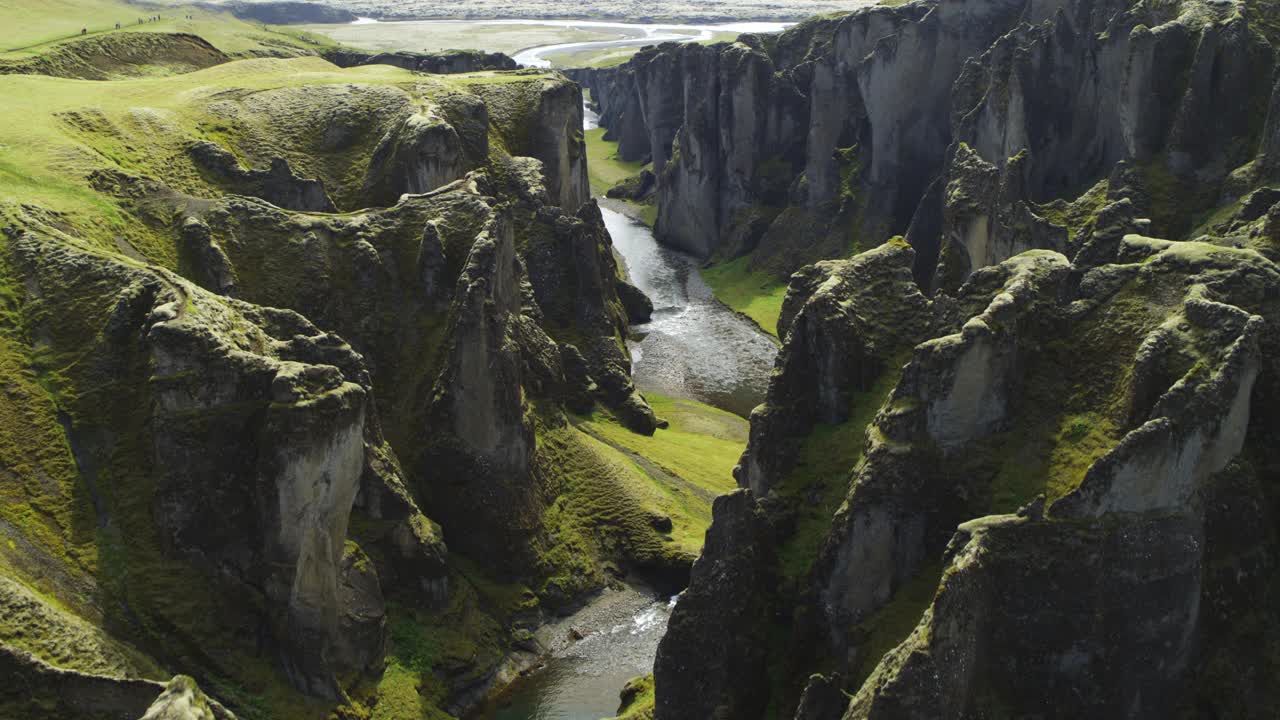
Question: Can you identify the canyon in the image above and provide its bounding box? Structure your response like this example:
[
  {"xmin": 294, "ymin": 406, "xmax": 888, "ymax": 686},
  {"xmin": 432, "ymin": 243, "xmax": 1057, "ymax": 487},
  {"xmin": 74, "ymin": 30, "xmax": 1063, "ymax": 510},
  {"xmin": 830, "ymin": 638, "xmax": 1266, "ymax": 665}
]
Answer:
[
  {"xmin": 1, "ymin": 0, "xmax": 1279, "ymax": 718},
  {"xmin": 576, "ymin": 0, "xmax": 1280, "ymax": 716}
]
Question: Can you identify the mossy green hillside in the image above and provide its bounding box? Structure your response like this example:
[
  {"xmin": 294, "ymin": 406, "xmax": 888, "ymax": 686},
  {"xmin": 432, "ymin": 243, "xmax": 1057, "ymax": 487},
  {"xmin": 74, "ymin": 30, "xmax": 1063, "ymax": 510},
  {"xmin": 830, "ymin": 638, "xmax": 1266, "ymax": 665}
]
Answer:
[
  {"xmin": 585, "ymin": 127, "xmax": 648, "ymax": 196},
  {"xmin": 955, "ymin": 278, "xmax": 1159, "ymax": 517},
  {"xmin": 0, "ymin": 59, "xmax": 568, "ymax": 252},
  {"xmin": 535, "ymin": 393, "xmax": 745, "ymax": 594},
  {"xmin": 0, "ymin": 57, "xmax": 583, "ymax": 720},
  {"xmin": 847, "ymin": 563, "xmax": 943, "ymax": 686},
  {"xmin": 0, "ymin": 0, "xmax": 335, "ymax": 60}
]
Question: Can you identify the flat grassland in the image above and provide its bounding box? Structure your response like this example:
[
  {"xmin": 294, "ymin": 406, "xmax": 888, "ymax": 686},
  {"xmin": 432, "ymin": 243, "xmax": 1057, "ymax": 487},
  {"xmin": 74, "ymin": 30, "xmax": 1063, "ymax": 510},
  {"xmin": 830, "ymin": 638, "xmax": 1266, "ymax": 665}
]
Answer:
[
  {"xmin": 298, "ymin": 19, "xmax": 639, "ymax": 56},
  {"xmin": 269, "ymin": 0, "xmax": 872, "ymax": 23}
]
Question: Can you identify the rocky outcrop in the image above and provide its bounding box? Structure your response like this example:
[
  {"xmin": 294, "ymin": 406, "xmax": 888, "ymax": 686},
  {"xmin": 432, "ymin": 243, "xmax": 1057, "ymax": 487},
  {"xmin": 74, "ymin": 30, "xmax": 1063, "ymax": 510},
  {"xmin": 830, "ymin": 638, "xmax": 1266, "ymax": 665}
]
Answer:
[
  {"xmin": 188, "ymin": 140, "xmax": 336, "ymax": 212},
  {"xmin": 584, "ymin": 0, "xmax": 1276, "ymax": 286},
  {"xmin": 654, "ymin": 490, "xmax": 777, "ymax": 720},
  {"xmin": 421, "ymin": 212, "xmax": 556, "ymax": 566},
  {"xmin": 569, "ymin": 66, "xmax": 649, "ymax": 162},
  {"xmin": 361, "ymin": 108, "xmax": 472, "ymax": 205},
  {"xmin": 845, "ymin": 511, "xmax": 1204, "ymax": 720},
  {"xmin": 324, "ymin": 48, "xmax": 517, "ymax": 73},
  {"xmin": 736, "ymin": 240, "xmax": 932, "ymax": 497},
  {"xmin": 655, "ymin": 224, "xmax": 1280, "ymax": 717},
  {"xmin": 6, "ymin": 229, "xmax": 391, "ymax": 699},
  {"xmin": 813, "ymin": 250, "xmax": 1071, "ymax": 653}
]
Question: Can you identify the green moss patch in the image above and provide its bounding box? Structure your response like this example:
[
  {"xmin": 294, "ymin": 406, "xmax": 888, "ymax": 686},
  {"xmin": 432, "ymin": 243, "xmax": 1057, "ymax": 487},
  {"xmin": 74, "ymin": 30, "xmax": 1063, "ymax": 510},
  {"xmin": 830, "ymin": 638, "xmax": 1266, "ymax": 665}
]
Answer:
[{"xmin": 610, "ymin": 674, "xmax": 656, "ymax": 719}]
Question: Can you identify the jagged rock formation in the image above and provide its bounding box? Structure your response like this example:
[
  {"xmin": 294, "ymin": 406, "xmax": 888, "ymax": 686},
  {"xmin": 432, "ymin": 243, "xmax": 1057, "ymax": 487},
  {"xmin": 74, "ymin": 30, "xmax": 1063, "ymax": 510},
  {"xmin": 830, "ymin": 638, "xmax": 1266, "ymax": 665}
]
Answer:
[
  {"xmin": 582, "ymin": 0, "xmax": 1279, "ymax": 282},
  {"xmin": 187, "ymin": 140, "xmax": 336, "ymax": 212},
  {"xmin": 654, "ymin": 490, "xmax": 777, "ymax": 719},
  {"xmin": 324, "ymin": 48, "xmax": 518, "ymax": 73},
  {"xmin": 631, "ymin": 0, "xmax": 1280, "ymax": 717},
  {"xmin": 6, "ymin": 226, "xmax": 396, "ymax": 699}
]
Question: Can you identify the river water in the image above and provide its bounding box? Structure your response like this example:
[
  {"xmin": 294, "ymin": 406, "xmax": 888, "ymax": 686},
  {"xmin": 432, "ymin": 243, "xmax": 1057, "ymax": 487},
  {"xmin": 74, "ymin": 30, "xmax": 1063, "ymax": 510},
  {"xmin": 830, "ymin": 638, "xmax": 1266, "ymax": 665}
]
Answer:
[
  {"xmin": 506, "ymin": 19, "xmax": 790, "ymax": 67},
  {"xmin": 470, "ymin": 36, "xmax": 779, "ymax": 720}
]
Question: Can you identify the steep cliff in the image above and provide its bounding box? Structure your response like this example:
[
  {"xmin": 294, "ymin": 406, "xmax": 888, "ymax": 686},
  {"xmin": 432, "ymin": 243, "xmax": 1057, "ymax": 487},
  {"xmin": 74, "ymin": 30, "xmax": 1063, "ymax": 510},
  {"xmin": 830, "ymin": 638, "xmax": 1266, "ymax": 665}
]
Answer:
[
  {"xmin": 0, "ymin": 52, "xmax": 670, "ymax": 719},
  {"xmin": 583, "ymin": 0, "xmax": 1278, "ymax": 285},
  {"xmin": 614, "ymin": 0, "xmax": 1280, "ymax": 716}
]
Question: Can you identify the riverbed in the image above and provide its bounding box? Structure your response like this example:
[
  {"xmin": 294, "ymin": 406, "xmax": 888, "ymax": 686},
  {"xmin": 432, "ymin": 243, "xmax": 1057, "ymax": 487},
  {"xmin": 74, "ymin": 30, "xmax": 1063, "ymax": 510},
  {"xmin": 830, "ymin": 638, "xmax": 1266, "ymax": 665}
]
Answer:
[
  {"xmin": 463, "ymin": 31, "xmax": 779, "ymax": 719},
  {"xmin": 466, "ymin": 92, "xmax": 777, "ymax": 718}
]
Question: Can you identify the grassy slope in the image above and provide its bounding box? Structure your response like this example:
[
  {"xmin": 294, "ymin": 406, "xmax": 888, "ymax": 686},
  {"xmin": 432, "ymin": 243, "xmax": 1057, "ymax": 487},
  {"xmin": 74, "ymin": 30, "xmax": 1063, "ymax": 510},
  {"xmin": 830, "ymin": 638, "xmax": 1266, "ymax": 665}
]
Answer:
[
  {"xmin": 568, "ymin": 393, "xmax": 746, "ymax": 560},
  {"xmin": 584, "ymin": 126, "xmax": 657, "ymax": 225},
  {"xmin": 0, "ymin": 59, "xmax": 543, "ymax": 254},
  {"xmin": 1, "ymin": 0, "xmax": 333, "ymax": 58},
  {"xmin": 700, "ymin": 255, "xmax": 788, "ymax": 338},
  {"xmin": 585, "ymin": 127, "xmax": 646, "ymax": 194}
]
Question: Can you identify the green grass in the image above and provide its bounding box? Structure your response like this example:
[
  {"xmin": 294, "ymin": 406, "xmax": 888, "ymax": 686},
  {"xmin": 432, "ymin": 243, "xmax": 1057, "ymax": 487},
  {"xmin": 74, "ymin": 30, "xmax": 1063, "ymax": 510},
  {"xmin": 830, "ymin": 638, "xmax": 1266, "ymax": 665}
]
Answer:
[
  {"xmin": 700, "ymin": 254, "xmax": 789, "ymax": 338},
  {"xmin": 0, "ymin": 0, "xmax": 152, "ymax": 52},
  {"xmin": 579, "ymin": 394, "xmax": 745, "ymax": 495},
  {"xmin": 585, "ymin": 127, "xmax": 648, "ymax": 196},
  {"xmin": 611, "ymin": 674, "xmax": 656, "ymax": 719},
  {"xmin": 0, "ymin": 57, "xmax": 564, "ymax": 251},
  {"xmin": 539, "ymin": 393, "xmax": 745, "ymax": 574}
]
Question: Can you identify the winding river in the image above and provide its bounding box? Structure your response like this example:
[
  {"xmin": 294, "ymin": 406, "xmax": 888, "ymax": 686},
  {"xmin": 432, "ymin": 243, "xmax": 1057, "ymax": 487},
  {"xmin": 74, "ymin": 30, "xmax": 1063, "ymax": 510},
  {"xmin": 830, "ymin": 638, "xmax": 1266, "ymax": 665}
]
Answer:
[
  {"xmin": 506, "ymin": 19, "xmax": 789, "ymax": 67},
  {"xmin": 471, "ymin": 35, "xmax": 779, "ymax": 720}
]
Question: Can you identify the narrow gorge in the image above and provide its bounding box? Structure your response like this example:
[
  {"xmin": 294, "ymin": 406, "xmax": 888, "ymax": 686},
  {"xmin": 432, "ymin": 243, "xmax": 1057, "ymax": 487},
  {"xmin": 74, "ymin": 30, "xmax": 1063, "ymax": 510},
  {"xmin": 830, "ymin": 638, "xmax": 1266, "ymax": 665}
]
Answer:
[
  {"xmin": 574, "ymin": 0, "xmax": 1280, "ymax": 716},
  {"xmin": 1, "ymin": 0, "xmax": 1279, "ymax": 718}
]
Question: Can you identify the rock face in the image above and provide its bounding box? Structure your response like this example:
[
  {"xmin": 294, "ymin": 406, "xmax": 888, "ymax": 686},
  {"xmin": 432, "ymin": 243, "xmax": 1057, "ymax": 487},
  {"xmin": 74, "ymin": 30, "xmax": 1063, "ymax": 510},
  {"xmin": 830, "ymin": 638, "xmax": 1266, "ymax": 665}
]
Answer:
[
  {"xmin": 736, "ymin": 240, "xmax": 932, "ymax": 497},
  {"xmin": 8, "ymin": 228, "xmax": 391, "ymax": 699},
  {"xmin": 654, "ymin": 491, "xmax": 777, "ymax": 720},
  {"xmin": 584, "ymin": 0, "xmax": 1277, "ymax": 281},
  {"xmin": 630, "ymin": 0, "xmax": 1280, "ymax": 716},
  {"xmin": 659, "ymin": 233, "xmax": 1280, "ymax": 718},
  {"xmin": 324, "ymin": 48, "xmax": 517, "ymax": 73},
  {"xmin": 138, "ymin": 676, "xmax": 238, "ymax": 720},
  {"xmin": 188, "ymin": 140, "xmax": 336, "ymax": 212}
]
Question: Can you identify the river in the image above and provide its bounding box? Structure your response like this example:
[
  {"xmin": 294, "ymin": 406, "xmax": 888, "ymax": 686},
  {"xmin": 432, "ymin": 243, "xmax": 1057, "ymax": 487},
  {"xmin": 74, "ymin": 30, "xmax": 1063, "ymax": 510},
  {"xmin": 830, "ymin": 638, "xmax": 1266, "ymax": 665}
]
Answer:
[
  {"xmin": 339, "ymin": 17, "xmax": 790, "ymax": 67},
  {"xmin": 505, "ymin": 19, "xmax": 790, "ymax": 67},
  {"xmin": 470, "ymin": 33, "xmax": 779, "ymax": 720}
]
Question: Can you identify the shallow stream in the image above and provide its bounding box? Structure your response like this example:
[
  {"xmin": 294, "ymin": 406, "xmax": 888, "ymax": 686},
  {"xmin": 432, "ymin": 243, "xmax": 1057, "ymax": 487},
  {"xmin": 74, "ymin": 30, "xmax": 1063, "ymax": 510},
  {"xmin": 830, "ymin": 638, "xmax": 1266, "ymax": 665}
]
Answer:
[{"xmin": 470, "ymin": 64, "xmax": 778, "ymax": 720}]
